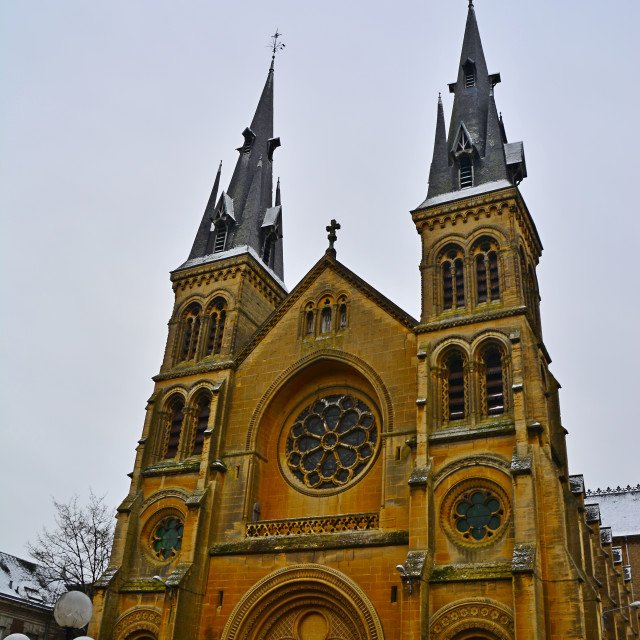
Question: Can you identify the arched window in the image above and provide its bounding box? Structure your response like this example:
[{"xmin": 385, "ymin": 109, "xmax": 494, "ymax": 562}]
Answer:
[
  {"xmin": 305, "ymin": 309, "xmax": 314, "ymax": 335},
  {"xmin": 443, "ymin": 351, "xmax": 467, "ymax": 421},
  {"xmin": 180, "ymin": 303, "xmax": 202, "ymax": 362},
  {"xmin": 481, "ymin": 345, "xmax": 506, "ymax": 416},
  {"xmin": 474, "ymin": 241, "xmax": 500, "ymax": 304},
  {"xmin": 321, "ymin": 306, "xmax": 332, "ymax": 333},
  {"xmin": 164, "ymin": 397, "xmax": 185, "ymax": 459},
  {"xmin": 213, "ymin": 223, "xmax": 227, "ymax": 253},
  {"xmin": 206, "ymin": 297, "xmax": 227, "ymax": 356},
  {"xmin": 441, "ymin": 247, "xmax": 466, "ymax": 311},
  {"xmin": 191, "ymin": 394, "xmax": 211, "ymax": 456},
  {"xmin": 463, "ymin": 59, "xmax": 476, "ymax": 88},
  {"xmin": 339, "ymin": 304, "xmax": 347, "ymax": 329}
]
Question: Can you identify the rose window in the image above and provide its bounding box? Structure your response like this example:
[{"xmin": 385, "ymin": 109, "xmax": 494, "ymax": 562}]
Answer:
[
  {"xmin": 453, "ymin": 489, "xmax": 503, "ymax": 542},
  {"xmin": 151, "ymin": 517, "xmax": 184, "ymax": 561},
  {"xmin": 285, "ymin": 393, "xmax": 378, "ymax": 491}
]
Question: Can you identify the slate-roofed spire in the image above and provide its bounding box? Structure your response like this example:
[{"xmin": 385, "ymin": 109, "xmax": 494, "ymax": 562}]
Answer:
[
  {"xmin": 183, "ymin": 56, "xmax": 284, "ymax": 280},
  {"xmin": 422, "ymin": 3, "xmax": 526, "ymax": 206}
]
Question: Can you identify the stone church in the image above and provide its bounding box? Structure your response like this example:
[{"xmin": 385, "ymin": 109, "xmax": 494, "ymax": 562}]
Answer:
[{"xmin": 88, "ymin": 5, "xmax": 638, "ymax": 639}]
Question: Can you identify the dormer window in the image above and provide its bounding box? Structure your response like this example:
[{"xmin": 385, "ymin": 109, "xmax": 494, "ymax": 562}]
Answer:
[
  {"xmin": 240, "ymin": 127, "xmax": 256, "ymax": 155},
  {"xmin": 459, "ymin": 155, "xmax": 473, "ymax": 189},
  {"xmin": 463, "ymin": 59, "xmax": 476, "ymax": 88},
  {"xmin": 213, "ymin": 223, "xmax": 227, "ymax": 253}
]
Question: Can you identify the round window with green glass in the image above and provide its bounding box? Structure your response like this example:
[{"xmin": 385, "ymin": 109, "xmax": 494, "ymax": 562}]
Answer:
[
  {"xmin": 151, "ymin": 517, "xmax": 184, "ymax": 561},
  {"xmin": 453, "ymin": 490, "xmax": 503, "ymax": 541}
]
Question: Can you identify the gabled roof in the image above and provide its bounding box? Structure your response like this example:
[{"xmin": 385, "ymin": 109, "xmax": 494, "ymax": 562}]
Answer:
[{"xmin": 236, "ymin": 252, "xmax": 418, "ymax": 367}]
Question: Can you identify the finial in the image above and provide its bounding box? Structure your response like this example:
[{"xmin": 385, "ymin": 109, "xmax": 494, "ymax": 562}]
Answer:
[
  {"xmin": 326, "ymin": 219, "xmax": 341, "ymax": 256},
  {"xmin": 468, "ymin": 0, "xmax": 474, "ymax": 7},
  {"xmin": 438, "ymin": 92, "xmax": 442, "ymax": 103},
  {"xmin": 269, "ymin": 29, "xmax": 286, "ymax": 66}
]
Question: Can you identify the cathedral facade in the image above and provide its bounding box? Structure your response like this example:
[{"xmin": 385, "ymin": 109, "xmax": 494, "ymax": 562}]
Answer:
[{"xmin": 89, "ymin": 5, "xmax": 637, "ymax": 639}]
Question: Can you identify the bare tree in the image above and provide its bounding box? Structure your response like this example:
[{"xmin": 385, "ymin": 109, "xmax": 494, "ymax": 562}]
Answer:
[{"xmin": 28, "ymin": 491, "xmax": 114, "ymax": 599}]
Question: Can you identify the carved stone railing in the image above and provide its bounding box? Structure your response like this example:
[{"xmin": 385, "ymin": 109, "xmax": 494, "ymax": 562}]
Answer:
[{"xmin": 246, "ymin": 513, "xmax": 379, "ymax": 538}]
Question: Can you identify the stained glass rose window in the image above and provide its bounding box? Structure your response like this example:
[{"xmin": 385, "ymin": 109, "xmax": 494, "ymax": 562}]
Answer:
[
  {"xmin": 151, "ymin": 517, "xmax": 184, "ymax": 561},
  {"xmin": 284, "ymin": 393, "xmax": 378, "ymax": 492}
]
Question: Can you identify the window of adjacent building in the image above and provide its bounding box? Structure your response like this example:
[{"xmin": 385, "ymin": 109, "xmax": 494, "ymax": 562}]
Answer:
[
  {"xmin": 206, "ymin": 297, "xmax": 227, "ymax": 356},
  {"xmin": 191, "ymin": 394, "xmax": 211, "ymax": 456},
  {"xmin": 164, "ymin": 397, "xmax": 185, "ymax": 459},
  {"xmin": 180, "ymin": 303, "xmax": 202, "ymax": 361},
  {"xmin": 444, "ymin": 351, "xmax": 466, "ymax": 420}
]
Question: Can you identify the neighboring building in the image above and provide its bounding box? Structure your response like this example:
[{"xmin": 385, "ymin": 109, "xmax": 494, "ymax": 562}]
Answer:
[
  {"xmin": 587, "ymin": 485, "xmax": 640, "ymax": 622},
  {"xmin": 0, "ymin": 552, "xmax": 64, "ymax": 640},
  {"xmin": 88, "ymin": 5, "xmax": 637, "ymax": 640}
]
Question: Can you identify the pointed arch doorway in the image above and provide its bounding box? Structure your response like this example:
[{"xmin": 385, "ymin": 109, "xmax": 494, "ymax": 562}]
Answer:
[{"xmin": 221, "ymin": 564, "xmax": 384, "ymax": 640}]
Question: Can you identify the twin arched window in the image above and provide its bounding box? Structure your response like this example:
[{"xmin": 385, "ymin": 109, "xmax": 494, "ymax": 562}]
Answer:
[
  {"xmin": 440, "ymin": 343, "xmax": 508, "ymax": 423},
  {"xmin": 162, "ymin": 392, "xmax": 212, "ymax": 460},
  {"xmin": 439, "ymin": 240, "xmax": 501, "ymax": 312},
  {"xmin": 178, "ymin": 298, "xmax": 227, "ymax": 364}
]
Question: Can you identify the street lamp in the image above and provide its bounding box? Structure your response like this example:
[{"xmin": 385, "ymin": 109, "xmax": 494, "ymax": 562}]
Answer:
[{"xmin": 602, "ymin": 600, "xmax": 640, "ymax": 633}]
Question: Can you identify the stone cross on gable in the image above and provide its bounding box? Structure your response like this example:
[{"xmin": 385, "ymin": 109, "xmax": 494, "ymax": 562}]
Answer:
[{"xmin": 326, "ymin": 219, "xmax": 341, "ymax": 256}]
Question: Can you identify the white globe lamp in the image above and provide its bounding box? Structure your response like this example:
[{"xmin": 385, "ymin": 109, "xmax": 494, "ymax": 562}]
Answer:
[{"xmin": 53, "ymin": 590, "xmax": 93, "ymax": 628}]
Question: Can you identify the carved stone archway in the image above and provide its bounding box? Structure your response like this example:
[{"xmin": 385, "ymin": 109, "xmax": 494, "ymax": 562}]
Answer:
[
  {"xmin": 430, "ymin": 598, "xmax": 514, "ymax": 640},
  {"xmin": 221, "ymin": 564, "xmax": 384, "ymax": 640},
  {"xmin": 112, "ymin": 607, "xmax": 161, "ymax": 640}
]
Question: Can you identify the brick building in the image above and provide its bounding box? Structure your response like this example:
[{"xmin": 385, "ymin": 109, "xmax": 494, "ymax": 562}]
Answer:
[
  {"xmin": 88, "ymin": 4, "xmax": 638, "ymax": 639},
  {"xmin": 0, "ymin": 552, "xmax": 64, "ymax": 640}
]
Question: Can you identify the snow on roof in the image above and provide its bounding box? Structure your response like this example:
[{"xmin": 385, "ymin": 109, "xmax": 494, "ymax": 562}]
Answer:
[
  {"xmin": 417, "ymin": 179, "xmax": 513, "ymax": 209},
  {"xmin": 586, "ymin": 486, "xmax": 640, "ymax": 538},
  {"xmin": 0, "ymin": 551, "xmax": 51, "ymax": 604}
]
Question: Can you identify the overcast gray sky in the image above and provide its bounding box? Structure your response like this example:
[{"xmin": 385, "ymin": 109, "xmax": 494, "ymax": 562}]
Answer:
[{"xmin": 1, "ymin": 1, "xmax": 638, "ymax": 560}]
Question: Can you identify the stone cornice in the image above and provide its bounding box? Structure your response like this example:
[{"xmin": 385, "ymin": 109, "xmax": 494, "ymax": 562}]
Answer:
[
  {"xmin": 412, "ymin": 186, "xmax": 543, "ymax": 259},
  {"xmin": 153, "ymin": 359, "xmax": 235, "ymax": 382},
  {"xmin": 416, "ymin": 306, "xmax": 526, "ymax": 333}
]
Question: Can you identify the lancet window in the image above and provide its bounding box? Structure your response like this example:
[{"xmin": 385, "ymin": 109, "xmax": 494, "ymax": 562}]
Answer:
[
  {"xmin": 474, "ymin": 240, "xmax": 500, "ymax": 304},
  {"xmin": 205, "ymin": 297, "xmax": 227, "ymax": 356},
  {"xmin": 441, "ymin": 246, "xmax": 466, "ymax": 311},
  {"xmin": 443, "ymin": 351, "xmax": 467, "ymax": 421},
  {"xmin": 320, "ymin": 301, "xmax": 332, "ymax": 333},
  {"xmin": 164, "ymin": 396, "xmax": 185, "ymax": 459},
  {"xmin": 179, "ymin": 303, "xmax": 202, "ymax": 362},
  {"xmin": 480, "ymin": 345, "xmax": 507, "ymax": 416},
  {"xmin": 191, "ymin": 393, "xmax": 211, "ymax": 456}
]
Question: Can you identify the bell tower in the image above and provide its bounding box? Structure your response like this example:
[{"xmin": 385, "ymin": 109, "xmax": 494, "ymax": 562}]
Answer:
[{"xmin": 410, "ymin": 3, "xmax": 598, "ymax": 637}]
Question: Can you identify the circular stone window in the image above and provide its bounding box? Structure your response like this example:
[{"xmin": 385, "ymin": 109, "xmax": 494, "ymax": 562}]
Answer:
[
  {"xmin": 279, "ymin": 392, "xmax": 380, "ymax": 495},
  {"xmin": 150, "ymin": 516, "xmax": 184, "ymax": 561},
  {"xmin": 441, "ymin": 479, "xmax": 510, "ymax": 547}
]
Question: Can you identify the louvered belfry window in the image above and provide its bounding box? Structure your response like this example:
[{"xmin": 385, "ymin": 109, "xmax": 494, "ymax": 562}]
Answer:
[
  {"xmin": 165, "ymin": 397, "xmax": 185, "ymax": 459},
  {"xmin": 454, "ymin": 259, "xmax": 465, "ymax": 306},
  {"xmin": 213, "ymin": 224, "xmax": 227, "ymax": 253},
  {"xmin": 446, "ymin": 352, "xmax": 466, "ymax": 420},
  {"xmin": 443, "ymin": 261, "xmax": 454, "ymax": 310},
  {"xmin": 463, "ymin": 60, "xmax": 476, "ymax": 88},
  {"xmin": 488, "ymin": 251, "xmax": 500, "ymax": 300},
  {"xmin": 206, "ymin": 298, "xmax": 226, "ymax": 356},
  {"xmin": 476, "ymin": 254, "xmax": 488, "ymax": 303},
  {"xmin": 483, "ymin": 347, "xmax": 505, "ymax": 415},
  {"xmin": 459, "ymin": 155, "xmax": 473, "ymax": 189},
  {"xmin": 191, "ymin": 395, "xmax": 210, "ymax": 456},
  {"xmin": 180, "ymin": 304, "xmax": 202, "ymax": 361}
]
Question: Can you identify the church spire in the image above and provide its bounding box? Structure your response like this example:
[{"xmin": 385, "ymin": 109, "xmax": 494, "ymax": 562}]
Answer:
[
  {"xmin": 422, "ymin": 3, "xmax": 526, "ymax": 205},
  {"xmin": 182, "ymin": 50, "xmax": 284, "ymax": 280}
]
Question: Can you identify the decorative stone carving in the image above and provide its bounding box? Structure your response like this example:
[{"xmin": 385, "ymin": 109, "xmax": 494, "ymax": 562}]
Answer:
[
  {"xmin": 430, "ymin": 598, "xmax": 514, "ymax": 640},
  {"xmin": 246, "ymin": 512, "xmax": 379, "ymax": 538},
  {"xmin": 113, "ymin": 607, "xmax": 161, "ymax": 640}
]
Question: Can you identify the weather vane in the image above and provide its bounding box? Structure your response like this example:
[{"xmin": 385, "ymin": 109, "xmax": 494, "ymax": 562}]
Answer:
[{"xmin": 270, "ymin": 29, "xmax": 286, "ymax": 62}]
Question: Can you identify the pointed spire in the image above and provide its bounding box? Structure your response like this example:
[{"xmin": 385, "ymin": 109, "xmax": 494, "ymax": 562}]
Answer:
[
  {"xmin": 422, "ymin": 3, "xmax": 526, "ymax": 205},
  {"xmin": 182, "ymin": 49, "xmax": 285, "ymax": 281},
  {"xmin": 275, "ymin": 177, "xmax": 281, "ymax": 206}
]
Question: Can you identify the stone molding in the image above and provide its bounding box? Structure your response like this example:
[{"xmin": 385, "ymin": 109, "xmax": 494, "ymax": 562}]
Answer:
[
  {"xmin": 430, "ymin": 597, "xmax": 514, "ymax": 640},
  {"xmin": 246, "ymin": 513, "xmax": 379, "ymax": 538},
  {"xmin": 112, "ymin": 606, "xmax": 162, "ymax": 640},
  {"xmin": 220, "ymin": 564, "xmax": 384, "ymax": 640}
]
